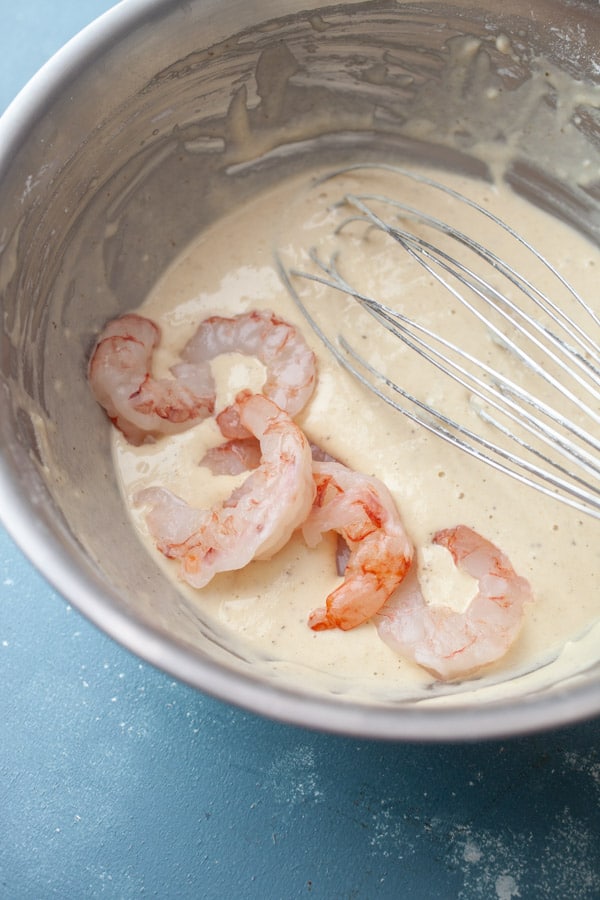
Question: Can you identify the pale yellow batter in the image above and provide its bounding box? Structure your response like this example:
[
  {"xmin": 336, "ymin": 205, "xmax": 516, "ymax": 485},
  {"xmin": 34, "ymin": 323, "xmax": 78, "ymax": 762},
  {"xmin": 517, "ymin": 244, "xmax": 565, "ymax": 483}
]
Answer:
[{"xmin": 112, "ymin": 164, "xmax": 600, "ymax": 704}]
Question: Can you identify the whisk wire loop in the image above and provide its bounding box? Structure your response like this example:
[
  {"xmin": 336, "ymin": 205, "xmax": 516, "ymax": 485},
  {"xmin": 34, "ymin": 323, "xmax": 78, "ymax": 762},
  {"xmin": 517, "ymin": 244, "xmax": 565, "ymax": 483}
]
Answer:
[
  {"xmin": 320, "ymin": 162, "xmax": 600, "ymax": 331},
  {"xmin": 278, "ymin": 164, "xmax": 600, "ymax": 519},
  {"xmin": 343, "ymin": 191, "xmax": 600, "ymax": 370},
  {"xmin": 279, "ymin": 254, "xmax": 600, "ymax": 517},
  {"xmin": 301, "ymin": 246, "xmax": 600, "ymax": 469},
  {"xmin": 343, "ymin": 193, "xmax": 600, "ymax": 416}
]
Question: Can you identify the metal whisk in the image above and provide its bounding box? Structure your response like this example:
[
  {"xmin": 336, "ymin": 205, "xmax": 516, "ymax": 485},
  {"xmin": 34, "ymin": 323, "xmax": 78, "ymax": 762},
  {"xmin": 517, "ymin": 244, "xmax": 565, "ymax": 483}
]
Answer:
[{"xmin": 277, "ymin": 163, "xmax": 600, "ymax": 519}]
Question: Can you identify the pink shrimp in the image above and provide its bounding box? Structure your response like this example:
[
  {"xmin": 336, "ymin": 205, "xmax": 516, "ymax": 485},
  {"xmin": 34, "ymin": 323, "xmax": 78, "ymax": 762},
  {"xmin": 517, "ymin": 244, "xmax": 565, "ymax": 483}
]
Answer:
[
  {"xmin": 135, "ymin": 391, "xmax": 315, "ymax": 589},
  {"xmin": 376, "ymin": 525, "xmax": 533, "ymax": 680},
  {"xmin": 200, "ymin": 437, "xmax": 262, "ymax": 475},
  {"xmin": 183, "ymin": 309, "xmax": 316, "ymax": 418},
  {"xmin": 199, "ymin": 436, "xmax": 334, "ymax": 478},
  {"xmin": 88, "ymin": 313, "xmax": 215, "ymax": 445},
  {"xmin": 302, "ymin": 461, "xmax": 414, "ymax": 631},
  {"xmin": 185, "ymin": 309, "xmax": 317, "ymax": 471}
]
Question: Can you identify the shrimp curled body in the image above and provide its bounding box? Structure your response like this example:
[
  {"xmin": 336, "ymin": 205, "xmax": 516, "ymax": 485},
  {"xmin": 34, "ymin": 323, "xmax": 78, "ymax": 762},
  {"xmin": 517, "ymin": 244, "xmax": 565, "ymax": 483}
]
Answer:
[
  {"xmin": 303, "ymin": 461, "xmax": 414, "ymax": 631},
  {"xmin": 376, "ymin": 525, "xmax": 533, "ymax": 680},
  {"xmin": 136, "ymin": 391, "xmax": 315, "ymax": 588},
  {"xmin": 88, "ymin": 313, "xmax": 215, "ymax": 445},
  {"xmin": 186, "ymin": 310, "xmax": 317, "ymax": 472},
  {"xmin": 184, "ymin": 308, "xmax": 316, "ymax": 419}
]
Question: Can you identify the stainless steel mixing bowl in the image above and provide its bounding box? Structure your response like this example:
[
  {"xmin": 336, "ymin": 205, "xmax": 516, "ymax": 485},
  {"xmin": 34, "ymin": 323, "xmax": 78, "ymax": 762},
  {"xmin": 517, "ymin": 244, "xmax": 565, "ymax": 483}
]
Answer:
[{"xmin": 1, "ymin": 0, "xmax": 599, "ymax": 739}]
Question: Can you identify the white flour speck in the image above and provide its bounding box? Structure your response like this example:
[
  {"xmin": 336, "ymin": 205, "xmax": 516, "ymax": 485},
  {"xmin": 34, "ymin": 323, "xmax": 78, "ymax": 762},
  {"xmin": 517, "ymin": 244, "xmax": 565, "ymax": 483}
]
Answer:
[
  {"xmin": 463, "ymin": 839, "xmax": 483, "ymax": 863},
  {"xmin": 495, "ymin": 873, "xmax": 520, "ymax": 899}
]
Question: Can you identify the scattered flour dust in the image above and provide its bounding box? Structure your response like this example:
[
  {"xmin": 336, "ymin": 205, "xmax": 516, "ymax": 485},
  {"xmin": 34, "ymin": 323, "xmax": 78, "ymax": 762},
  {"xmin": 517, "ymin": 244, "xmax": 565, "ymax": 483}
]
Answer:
[
  {"xmin": 265, "ymin": 745, "xmax": 326, "ymax": 807},
  {"xmin": 450, "ymin": 827, "xmax": 526, "ymax": 899},
  {"xmin": 562, "ymin": 749, "xmax": 600, "ymax": 796},
  {"xmin": 537, "ymin": 807, "xmax": 600, "ymax": 897},
  {"xmin": 450, "ymin": 804, "xmax": 600, "ymax": 899},
  {"xmin": 255, "ymin": 741, "xmax": 600, "ymax": 895},
  {"xmin": 364, "ymin": 746, "xmax": 600, "ymax": 899}
]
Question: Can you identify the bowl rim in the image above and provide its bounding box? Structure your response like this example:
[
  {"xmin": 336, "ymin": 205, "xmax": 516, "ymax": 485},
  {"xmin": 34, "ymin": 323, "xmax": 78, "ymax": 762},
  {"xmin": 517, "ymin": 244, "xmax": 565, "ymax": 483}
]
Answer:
[{"xmin": 1, "ymin": 0, "xmax": 599, "ymax": 742}]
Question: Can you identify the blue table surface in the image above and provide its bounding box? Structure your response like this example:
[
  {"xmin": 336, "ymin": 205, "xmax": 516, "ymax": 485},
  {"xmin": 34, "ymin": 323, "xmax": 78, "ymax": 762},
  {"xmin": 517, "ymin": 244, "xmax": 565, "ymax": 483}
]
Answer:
[{"xmin": 2, "ymin": 3, "xmax": 600, "ymax": 898}]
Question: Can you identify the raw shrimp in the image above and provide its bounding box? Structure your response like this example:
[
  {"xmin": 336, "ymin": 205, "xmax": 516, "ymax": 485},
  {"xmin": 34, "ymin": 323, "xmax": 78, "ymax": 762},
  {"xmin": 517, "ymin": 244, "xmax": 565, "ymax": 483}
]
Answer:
[
  {"xmin": 302, "ymin": 461, "xmax": 413, "ymax": 631},
  {"xmin": 135, "ymin": 391, "xmax": 315, "ymax": 588},
  {"xmin": 88, "ymin": 313, "xmax": 215, "ymax": 445},
  {"xmin": 200, "ymin": 437, "xmax": 262, "ymax": 475},
  {"xmin": 200, "ymin": 436, "xmax": 333, "ymax": 478},
  {"xmin": 183, "ymin": 309, "xmax": 316, "ymax": 444},
  {"xmin": 376, "ymin": 525, "xmax": 533, "ymax": 680}
]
